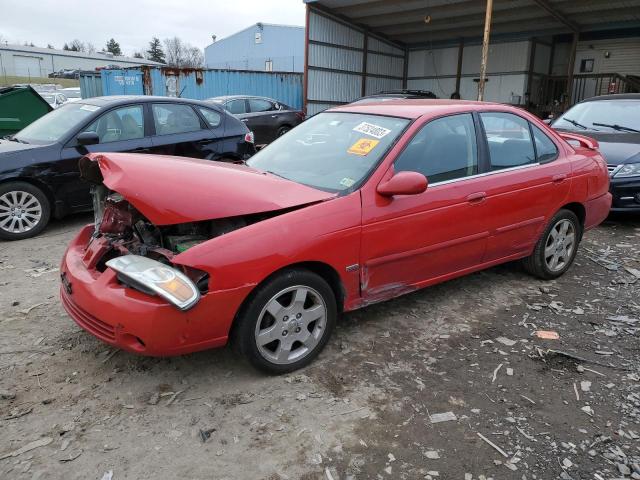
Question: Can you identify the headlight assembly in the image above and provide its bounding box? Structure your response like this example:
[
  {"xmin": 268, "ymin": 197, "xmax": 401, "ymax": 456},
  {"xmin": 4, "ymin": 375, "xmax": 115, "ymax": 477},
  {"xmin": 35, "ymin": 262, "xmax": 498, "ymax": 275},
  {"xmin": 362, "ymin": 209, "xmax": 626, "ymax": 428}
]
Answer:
[
  {"xmin": 614, "ymin": 163, "xmax": 640, "ymax": 178},
  {"xmin": 106, "ymin": 255, "xmax": 200, "ymax": 311}
]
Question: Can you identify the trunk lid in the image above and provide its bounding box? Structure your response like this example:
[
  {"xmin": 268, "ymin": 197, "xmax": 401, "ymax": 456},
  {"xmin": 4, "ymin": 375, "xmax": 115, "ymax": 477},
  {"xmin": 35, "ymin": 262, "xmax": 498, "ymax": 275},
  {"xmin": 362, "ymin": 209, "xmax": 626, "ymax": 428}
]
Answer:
[{"xmin": 80, "ymin": 152, "xmax": 335, "ymax": 225}]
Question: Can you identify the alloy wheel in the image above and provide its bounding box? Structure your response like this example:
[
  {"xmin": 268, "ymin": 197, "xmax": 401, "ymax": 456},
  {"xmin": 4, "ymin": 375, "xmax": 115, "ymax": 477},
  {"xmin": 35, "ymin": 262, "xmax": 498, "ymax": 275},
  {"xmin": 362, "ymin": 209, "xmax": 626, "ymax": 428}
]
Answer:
[
  {"xmin": 0, "ymin": 191, "xmax": 43, "ymax": 234},
  {"xmin": 254, "ymin": 285, "xmax": 328, "ymax": 365},
  {"xmin": 544, "ymin": 219, "xmax": 576, "ymax": 272}
]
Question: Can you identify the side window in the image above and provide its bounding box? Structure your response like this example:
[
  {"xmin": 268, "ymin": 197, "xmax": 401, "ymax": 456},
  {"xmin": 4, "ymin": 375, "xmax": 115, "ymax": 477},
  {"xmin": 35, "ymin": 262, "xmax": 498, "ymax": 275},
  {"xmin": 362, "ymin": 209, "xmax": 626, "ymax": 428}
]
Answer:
[
  {"xmin": 84, "ymin": 105, "xmax": 144, "ymax": 143},
  {"xmin": 480, "ymin": 112, "xmax": 536, "ymax": 170},
  {"xmin": 394, "ymin": 113, "xmax": 478, "ymax": 184},
  {"xmin": 152, "ymin": 104, "xmax": 202, "ymax": 135},
  {"xmin": 248, "ymin": 98, "xmax": 274, "ymax": 113},
  {"xmin": 531, "ymin": 124, "xmax": 559, "ymax": 163},
  {"xmin": 226, "ymin": 99, "xmax": 247, "ymax": 114},
  {"xmin": 198, "ymin": 108, "xmax": 222, "ymax": 128}
]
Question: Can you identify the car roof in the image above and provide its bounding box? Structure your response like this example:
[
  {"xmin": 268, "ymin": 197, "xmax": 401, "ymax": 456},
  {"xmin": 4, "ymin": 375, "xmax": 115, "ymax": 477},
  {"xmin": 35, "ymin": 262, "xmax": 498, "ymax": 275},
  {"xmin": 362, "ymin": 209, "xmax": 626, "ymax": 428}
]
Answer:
[
  {"xmin": 579, "ymin": 93, "xmax": 640, "ymax": 103},
  {"xmin": 207, "ymin": 95, "xmax": 276, "ymax": 102},
  {"xmin": 78, "ymin": 96, "xmax": 220, "ymax": 108},
  {"xmin": 330, "ymin": 99, "xmax": 511, "ymax": 119}
]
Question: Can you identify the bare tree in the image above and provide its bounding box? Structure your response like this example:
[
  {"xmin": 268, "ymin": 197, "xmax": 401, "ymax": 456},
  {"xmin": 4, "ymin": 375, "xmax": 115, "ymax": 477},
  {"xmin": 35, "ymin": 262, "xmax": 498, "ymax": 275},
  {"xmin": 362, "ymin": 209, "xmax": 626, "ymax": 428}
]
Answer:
[
  {"xmin": 67, "ymin": 39, "xmax": 86, "ymax": 52},
  {"xmin": 86, "ymin": 42, "xmax": 96, "ymax": 54},
  {"xmin": 163, "ymin": 37, "xmax": 203, "ymax": 68}
]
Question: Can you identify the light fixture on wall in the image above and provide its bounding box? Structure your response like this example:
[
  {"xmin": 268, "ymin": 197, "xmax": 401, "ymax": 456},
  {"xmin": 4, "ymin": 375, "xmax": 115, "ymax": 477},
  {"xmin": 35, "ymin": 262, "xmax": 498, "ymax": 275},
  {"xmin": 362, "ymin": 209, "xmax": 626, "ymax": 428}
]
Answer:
[
  {"xmin": 424, "ymin": 15, "xmax": 432, "ymax": 24},
  {"xmin": 604, "ymin": 51, "xmax": 611, "ymax": 58}
]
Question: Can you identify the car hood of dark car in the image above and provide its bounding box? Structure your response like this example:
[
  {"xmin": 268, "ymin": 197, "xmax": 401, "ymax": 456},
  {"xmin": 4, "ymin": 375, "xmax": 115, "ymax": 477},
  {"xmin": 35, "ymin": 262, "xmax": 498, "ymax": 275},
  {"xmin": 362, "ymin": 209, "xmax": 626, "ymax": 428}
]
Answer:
[
  {"xmin": 554, "ymin": 128, "xmax": 640, "ymax": 166},
  {"xmin": 80, "ymin": 152, "xmax": 336, "ymax": 225},
  {"xmin": 0, "ymin": 139, "xmax": 46, "ymax": 155}
]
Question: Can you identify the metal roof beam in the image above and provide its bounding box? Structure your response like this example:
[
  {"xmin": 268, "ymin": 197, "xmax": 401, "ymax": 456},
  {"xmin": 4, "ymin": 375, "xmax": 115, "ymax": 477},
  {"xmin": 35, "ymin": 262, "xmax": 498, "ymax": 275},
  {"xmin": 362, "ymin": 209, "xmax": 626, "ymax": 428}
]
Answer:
[{"xmin": 531, "ymin": 0, "xmax": 579, "ymax": 32}]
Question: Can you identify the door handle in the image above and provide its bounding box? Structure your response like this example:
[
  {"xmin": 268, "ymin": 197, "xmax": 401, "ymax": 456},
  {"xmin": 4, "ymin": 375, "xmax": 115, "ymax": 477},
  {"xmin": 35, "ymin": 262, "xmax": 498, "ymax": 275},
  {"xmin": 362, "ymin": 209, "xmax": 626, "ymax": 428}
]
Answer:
[
  {"xmin": 552, "ymin": 173, "xmax": 567, "ymax": 183},
  {"xmin": 241, "ymin": 119, "xmax": 249, "ymax": 122},
  {"xmin": 132, "ymin": 147, "xmax": 149, "ymax": 152},
  {"xmin": 467, "ymin": 192, "xmax": 487, "ymax": 203},
  {"xmin": 271, "ymin": 115, "xmax": 278, "ymax": 118}
]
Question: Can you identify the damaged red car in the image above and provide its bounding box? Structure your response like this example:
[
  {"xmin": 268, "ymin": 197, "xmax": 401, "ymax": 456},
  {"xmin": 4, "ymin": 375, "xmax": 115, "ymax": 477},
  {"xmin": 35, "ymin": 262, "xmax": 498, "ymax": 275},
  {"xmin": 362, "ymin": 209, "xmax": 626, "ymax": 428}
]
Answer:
[{"xmin": 60, "ymin": 100, "xmax": 611, "ymax": 373}]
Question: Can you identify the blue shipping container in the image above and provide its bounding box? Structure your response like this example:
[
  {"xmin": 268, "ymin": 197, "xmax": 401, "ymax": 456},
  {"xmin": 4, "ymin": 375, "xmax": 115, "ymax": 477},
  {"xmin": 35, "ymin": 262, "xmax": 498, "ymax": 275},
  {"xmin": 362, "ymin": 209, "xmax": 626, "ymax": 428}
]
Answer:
[{"xmin": 98, "ymin": 67, "xmax": 303, "ymax": 110}]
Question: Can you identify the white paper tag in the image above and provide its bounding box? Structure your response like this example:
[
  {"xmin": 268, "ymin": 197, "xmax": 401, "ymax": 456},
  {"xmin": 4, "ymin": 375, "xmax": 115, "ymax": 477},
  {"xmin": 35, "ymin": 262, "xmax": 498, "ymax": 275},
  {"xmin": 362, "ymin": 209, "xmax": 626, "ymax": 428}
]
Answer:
[{"xmin": 353, "ymin": 122, "xmax": 391, "ymax": 139}]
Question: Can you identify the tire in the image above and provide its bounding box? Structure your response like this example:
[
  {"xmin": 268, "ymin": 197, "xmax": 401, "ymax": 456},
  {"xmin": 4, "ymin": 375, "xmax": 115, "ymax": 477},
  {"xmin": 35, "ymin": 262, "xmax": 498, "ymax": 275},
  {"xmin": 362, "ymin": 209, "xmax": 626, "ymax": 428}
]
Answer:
[
  {"xmin": 0, "ymin": 182, "xmax": 51, "ymax": 241},
  {"xmin": 232, "ymin": 269, "xmax": 337, "ymax": 374},
  {"xmin": 276, "ymin": 126, "xmax": 291, "ymax": 138},
  {"xmin": 522, "ymin": 209, "xmax": 581, "ymax": 280}
]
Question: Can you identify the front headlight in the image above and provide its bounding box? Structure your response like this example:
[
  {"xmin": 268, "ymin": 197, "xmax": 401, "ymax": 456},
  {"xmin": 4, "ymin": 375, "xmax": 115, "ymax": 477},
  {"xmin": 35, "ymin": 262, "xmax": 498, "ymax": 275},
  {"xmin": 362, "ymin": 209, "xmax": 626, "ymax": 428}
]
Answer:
[
  {"xmin": 614, "ymin": 163, "xmax": 640, "ymax": 178},
  {"xmin": 106, "ymin": 255, "xmax": 200, "ymax": 311}
]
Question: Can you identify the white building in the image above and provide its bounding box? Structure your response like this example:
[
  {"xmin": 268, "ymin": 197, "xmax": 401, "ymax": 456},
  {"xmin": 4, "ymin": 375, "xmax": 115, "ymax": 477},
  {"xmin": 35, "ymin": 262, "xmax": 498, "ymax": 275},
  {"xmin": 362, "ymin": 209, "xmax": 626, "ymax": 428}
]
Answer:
[{"xmin": 0, "ymin": 44, "xmax": 162, "ymax": 78}]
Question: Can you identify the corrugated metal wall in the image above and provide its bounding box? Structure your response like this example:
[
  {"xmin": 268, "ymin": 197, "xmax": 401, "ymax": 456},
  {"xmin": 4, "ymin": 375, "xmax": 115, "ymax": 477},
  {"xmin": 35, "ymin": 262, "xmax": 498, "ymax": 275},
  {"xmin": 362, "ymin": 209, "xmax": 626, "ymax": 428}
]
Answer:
[
  {"xmin": 94, "ymin": 67, "xmax": 303, "ymax": 109},
  {"xmin": 408, "ymin": 40, "xmax": 533, "ymax": 104},
  {"xmin": 306, "ymin": 7, "xmax": 405, "ymax": 116}
]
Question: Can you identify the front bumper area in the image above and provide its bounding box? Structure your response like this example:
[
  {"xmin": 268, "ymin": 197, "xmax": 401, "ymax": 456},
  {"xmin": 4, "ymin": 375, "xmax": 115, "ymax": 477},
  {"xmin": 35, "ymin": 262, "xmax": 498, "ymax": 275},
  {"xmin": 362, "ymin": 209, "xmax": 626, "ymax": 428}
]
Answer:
[
  {"xmin": 610, "ymin": 176, "xmax": 640, "ymax": 212},
  {"xmin": 60, "ymin": 225, "xmax": 253, "ymax": 356}
]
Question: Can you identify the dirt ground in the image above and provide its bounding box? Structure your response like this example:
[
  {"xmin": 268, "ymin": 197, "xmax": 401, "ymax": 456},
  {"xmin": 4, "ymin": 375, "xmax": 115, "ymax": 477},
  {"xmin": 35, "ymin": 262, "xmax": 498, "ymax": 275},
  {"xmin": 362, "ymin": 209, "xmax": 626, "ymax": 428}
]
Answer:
[{"xmin": 1, "ymin": 213, "xmax": 639, "ymax": 480}]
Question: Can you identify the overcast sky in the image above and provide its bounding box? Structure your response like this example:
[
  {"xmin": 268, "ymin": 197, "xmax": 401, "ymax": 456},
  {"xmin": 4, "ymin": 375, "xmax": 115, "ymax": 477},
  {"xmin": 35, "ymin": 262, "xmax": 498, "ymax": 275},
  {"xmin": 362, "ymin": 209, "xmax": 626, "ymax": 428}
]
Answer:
[{"xmin": 0, "ymin": 0, "xmax": 306, "ymax": 56}]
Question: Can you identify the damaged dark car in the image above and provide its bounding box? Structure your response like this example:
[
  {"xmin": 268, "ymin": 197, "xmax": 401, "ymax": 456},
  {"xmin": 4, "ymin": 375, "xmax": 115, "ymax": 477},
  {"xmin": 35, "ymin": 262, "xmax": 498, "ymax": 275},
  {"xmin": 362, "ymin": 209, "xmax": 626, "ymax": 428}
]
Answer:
[{"xmin": 0, "ymin": 96, "xmax": 255, "ymax": 240}]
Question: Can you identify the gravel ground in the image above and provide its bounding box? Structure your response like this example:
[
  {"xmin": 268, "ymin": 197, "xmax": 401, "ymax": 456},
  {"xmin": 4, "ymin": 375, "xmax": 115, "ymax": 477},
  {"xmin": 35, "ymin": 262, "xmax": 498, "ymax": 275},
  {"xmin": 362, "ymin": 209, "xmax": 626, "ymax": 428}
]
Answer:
[{"xmin": 1, "ymin": 213, "xmax": 639, "ymax": 480}]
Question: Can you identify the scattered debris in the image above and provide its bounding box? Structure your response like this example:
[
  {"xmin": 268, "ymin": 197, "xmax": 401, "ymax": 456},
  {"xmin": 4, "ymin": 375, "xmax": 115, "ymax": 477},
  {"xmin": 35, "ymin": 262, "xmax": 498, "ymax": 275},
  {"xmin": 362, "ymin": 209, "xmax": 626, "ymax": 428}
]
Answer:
[
  {"xmin": 535, "ymin": 330, "xmax": 559, "ymax": 340},
  {"xmin": 492, "ymin": 363, "xmax": 503, "ymax": 383},
  {"xmin": 476, "ymin": 432, "xmax": 509, "ymax": 458},
  {"xmin": 0, "ymin": 437, "xmax": 53, "ymax": 460},
  {"xmin": 429, "ymin": 412, "xmax": 457, "ymax": 424}
]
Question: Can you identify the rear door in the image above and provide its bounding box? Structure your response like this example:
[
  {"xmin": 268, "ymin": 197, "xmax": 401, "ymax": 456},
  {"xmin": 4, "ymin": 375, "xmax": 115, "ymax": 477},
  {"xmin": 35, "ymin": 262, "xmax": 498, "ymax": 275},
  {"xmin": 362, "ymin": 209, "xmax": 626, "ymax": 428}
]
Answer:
[
  {"xmin": 477, "ymin": 112, "xmax": 570, "ymax": 262},
  {"xmin": 360, "ymin": 113, "xmax": 490, "ymax": 300},
  {"xmin": 148, "ymin": 102, "xmax": 218, "ymax": 158},
  {"xmin": 246, "ymin": 98, "xmax": 279, "ymax": 144},
  {"xmin": 60, "ymin": 103, "xmax": 151, "ymax": 208}
]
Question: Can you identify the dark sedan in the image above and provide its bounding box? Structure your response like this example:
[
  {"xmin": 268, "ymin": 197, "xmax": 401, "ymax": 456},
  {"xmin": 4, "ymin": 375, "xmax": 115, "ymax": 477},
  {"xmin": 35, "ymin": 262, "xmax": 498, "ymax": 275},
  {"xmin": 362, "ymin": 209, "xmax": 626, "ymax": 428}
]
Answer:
[
  {"xmin": 0, "ymin": 96, "xmax": 255, "ymax": 240},
  {"xmin": 551, "ymin": 94, "xmax": 640, "ymax": 213},
  {"xmin": 206, "ymin": 95, "xmax": 304, "ymax": 145}
]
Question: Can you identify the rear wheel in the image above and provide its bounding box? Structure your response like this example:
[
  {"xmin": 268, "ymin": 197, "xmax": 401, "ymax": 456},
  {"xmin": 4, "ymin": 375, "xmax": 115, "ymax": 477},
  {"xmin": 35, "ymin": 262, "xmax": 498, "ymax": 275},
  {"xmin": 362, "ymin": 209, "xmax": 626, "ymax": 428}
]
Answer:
[
  {"xmin": 276, "ymin": 125, "xmax": 291, "ymax": 138},
  {"xmin": 233, "ymin": 269, "xmax": 337, "ymax": 374},
  {"xmin": 522, "ymin": 209, "xmax": 581, "ymax": 279},
  {"xmin": 0, "ymin": 182, "xmax": 51, "ymax": 240}
]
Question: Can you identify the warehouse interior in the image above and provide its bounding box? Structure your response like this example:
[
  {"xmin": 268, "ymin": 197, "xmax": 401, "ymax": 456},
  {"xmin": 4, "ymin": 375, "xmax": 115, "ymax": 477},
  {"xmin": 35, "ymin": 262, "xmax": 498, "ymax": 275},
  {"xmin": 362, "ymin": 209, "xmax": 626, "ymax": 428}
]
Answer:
[{"xmin": 303, "ymin": 0, "xmax": 640, "ymax": 116}]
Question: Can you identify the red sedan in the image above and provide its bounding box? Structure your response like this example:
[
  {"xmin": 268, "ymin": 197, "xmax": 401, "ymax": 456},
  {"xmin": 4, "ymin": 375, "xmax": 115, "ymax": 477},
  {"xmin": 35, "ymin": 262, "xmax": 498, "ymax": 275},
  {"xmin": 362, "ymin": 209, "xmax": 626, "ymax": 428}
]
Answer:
[{"xmin": 60, "ymin": 100, "xmax": 611, "ymax": 373}]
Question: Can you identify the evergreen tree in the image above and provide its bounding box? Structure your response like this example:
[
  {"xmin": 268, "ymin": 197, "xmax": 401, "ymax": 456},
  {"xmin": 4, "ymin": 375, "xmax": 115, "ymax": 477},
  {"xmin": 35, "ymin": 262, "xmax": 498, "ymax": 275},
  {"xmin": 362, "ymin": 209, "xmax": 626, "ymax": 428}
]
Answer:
[
  {"xmin": 146, "ymin": 37, "xmax": 165, "ymax": 63},
  {"xmin": 105, "ymin": 38, "xmax": 122, "ymax": 56}
]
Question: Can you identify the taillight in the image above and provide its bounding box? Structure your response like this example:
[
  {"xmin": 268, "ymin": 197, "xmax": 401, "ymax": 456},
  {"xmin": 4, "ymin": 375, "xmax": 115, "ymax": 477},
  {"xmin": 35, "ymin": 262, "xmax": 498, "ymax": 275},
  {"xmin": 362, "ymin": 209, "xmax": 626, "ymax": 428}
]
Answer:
[
  {"xmin": 295, "ymin": 111, "xmax": 305, "ymax": 121},
  {"xmin": 244, "ymin": 131, "xmax": 255, "ymax": 143}
]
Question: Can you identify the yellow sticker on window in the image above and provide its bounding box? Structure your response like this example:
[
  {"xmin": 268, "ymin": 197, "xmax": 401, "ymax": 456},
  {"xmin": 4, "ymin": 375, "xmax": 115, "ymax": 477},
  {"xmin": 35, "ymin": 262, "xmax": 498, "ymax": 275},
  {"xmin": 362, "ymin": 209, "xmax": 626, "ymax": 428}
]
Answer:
[{"xmin": 347, "ymin": 138, "xmax": 380, "ymax": 156}]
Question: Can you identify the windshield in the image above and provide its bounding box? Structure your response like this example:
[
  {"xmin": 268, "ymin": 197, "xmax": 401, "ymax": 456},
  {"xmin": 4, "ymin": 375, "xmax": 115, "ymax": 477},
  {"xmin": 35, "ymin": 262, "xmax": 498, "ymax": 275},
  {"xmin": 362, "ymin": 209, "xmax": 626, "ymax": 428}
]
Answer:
[
  {"xmin": 554, "ymin": 100, "xmax": 640, "ymax": 132},
  {"xmin": 247, "ymin": 112, "xmax": 410, "ymax": 192},
  {"xmin": 15, "ymin": 103, "xmax": 100, "ymax": 144}
]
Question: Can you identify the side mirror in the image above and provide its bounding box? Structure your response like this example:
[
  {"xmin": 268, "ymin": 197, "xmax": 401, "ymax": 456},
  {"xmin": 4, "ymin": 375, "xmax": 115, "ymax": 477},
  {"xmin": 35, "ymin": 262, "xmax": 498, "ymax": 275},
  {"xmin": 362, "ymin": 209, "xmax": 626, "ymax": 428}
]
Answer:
[
  {"xmin": 377, "ymin": 171, "xmax": 428, "ymax": 197},
  {"xmin": 77, "ymin": 132, "xmax": 99, "ymax": 146}
]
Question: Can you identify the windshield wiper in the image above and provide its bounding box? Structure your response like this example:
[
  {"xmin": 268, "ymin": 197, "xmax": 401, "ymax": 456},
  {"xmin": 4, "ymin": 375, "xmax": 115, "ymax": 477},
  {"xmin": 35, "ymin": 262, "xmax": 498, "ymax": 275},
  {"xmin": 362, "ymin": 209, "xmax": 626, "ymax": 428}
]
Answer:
[
  {"xmin": 561, "ymin": 117, "xmax": 589, "ymax": 130},
  {"xmin": 592, "ymin": 122, "xmax": 640, "ymax": 133}
]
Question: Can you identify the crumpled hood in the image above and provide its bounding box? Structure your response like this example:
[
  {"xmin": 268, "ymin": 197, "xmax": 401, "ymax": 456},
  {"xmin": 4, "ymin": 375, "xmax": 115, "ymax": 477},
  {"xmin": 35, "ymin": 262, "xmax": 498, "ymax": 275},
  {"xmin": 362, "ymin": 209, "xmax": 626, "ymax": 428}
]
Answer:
[{"xmin": 79, "ymin": 152, "xmax": 335, "ymax": 225}]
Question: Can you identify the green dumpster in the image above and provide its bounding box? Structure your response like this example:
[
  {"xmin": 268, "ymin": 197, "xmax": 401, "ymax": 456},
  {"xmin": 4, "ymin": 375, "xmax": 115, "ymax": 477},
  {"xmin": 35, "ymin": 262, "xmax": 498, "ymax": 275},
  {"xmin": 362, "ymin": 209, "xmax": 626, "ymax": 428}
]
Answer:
[{"xmin": 0, "ymin": 86, "xmax": 53, "ymax": 137}]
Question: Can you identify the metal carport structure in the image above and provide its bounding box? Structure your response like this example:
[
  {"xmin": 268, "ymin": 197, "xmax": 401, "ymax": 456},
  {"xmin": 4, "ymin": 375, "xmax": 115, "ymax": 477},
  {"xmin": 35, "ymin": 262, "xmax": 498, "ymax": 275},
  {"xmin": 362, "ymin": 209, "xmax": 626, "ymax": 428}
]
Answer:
[{"xmin": 302, "ymin": 0, "xmax": 640, "ymax": 115}]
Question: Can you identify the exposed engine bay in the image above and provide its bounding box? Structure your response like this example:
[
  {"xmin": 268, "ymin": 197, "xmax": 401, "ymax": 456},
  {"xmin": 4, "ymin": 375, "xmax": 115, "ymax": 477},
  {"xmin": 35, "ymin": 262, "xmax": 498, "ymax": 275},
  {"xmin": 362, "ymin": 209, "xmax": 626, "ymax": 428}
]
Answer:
[{"xmin": 90, "ymin": 186, "xmax": 287, "ymax": 293}]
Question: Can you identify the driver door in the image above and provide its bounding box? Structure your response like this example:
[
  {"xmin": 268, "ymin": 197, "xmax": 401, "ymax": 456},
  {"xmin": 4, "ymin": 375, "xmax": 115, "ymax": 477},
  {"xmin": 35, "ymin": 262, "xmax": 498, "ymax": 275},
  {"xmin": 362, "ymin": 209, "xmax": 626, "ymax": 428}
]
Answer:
[{"xmin": 59, "ymin": 104, "xmax": 151, "ymax": 209}]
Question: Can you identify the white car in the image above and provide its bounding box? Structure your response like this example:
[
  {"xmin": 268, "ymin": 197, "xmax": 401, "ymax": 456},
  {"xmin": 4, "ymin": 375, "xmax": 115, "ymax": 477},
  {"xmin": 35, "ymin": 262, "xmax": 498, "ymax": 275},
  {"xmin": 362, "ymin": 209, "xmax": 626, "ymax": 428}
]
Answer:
[
  {"xmin": 59, "ymin": 87, "xmax": 82, "ymax": 103},
  {"xmin": 39, "ymin": 92, "xmax": 68, "ymax": 109}
]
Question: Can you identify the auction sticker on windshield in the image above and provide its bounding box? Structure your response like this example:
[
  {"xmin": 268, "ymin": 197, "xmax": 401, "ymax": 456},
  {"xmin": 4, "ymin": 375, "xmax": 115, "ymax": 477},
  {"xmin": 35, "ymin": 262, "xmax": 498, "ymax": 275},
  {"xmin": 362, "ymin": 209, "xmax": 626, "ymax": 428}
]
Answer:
[
  {"xmin": 353, "ymin": 122, "xmax": 391, "ymax": 139},
  {"xmin": 348, "ymin": 138, "xmax": 380, "ymax": 156}
]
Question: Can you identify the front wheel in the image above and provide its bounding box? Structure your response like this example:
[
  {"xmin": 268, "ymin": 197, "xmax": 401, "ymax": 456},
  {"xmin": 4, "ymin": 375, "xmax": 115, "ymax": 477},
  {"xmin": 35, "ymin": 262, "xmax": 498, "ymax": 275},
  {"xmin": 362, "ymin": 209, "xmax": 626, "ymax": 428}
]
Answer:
[
  {"xmin": 522, "ymin": 209, "xmax": 581, "ymax": 279},
  {"xmin": 233, "ymin": 269, "xmax": 337, "ymax": 374},
  {"xmin": 0, "ymin": 182, "xmax": 51, "ymax": 241}
]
